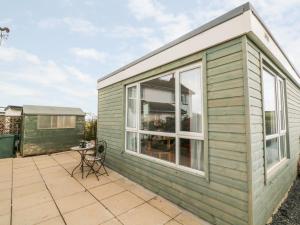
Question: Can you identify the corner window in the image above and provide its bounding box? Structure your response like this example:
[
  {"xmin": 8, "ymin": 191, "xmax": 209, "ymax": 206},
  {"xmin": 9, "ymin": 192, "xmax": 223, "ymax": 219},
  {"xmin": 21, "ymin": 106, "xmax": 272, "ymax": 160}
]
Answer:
[
  {"xmin": 262, "ymin": 68, "xmax": 287, "ymax": 170},
  {"xmin": 38, "ymin": 115, "xmax": 76, "ymax": 129},
  {"xmin": 125, "ymin": 63, "xmax": 204, "ymax": 174}
]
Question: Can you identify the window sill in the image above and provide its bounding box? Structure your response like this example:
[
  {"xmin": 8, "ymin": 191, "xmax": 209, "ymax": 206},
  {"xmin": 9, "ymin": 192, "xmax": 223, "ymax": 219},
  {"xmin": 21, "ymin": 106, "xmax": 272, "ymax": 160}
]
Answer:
[
  {"xmin": 266, "ymin": 158, "xmax": 289, "ymax": 185},
  {"xmin": 124, "ymin": 150, "xmax": 206, "ymax": 178}
]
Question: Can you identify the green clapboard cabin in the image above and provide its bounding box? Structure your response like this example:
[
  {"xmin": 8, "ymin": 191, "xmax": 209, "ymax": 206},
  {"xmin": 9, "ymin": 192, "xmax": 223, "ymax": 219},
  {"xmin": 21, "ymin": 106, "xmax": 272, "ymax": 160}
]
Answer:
[
  {"xmin": 97, "ymin": 3, "xmax": 300, "ymax": 225},
  {"xmin": 21, "ymin": 105, "xmax": 85, "ymax": 156}
]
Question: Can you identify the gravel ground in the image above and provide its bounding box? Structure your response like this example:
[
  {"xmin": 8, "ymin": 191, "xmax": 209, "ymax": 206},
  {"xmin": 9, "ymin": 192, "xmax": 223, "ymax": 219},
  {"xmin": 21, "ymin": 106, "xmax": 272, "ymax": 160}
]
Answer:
[{"xmin": 269, "ymin": 177, "xmax": 300, "ymax": 225}]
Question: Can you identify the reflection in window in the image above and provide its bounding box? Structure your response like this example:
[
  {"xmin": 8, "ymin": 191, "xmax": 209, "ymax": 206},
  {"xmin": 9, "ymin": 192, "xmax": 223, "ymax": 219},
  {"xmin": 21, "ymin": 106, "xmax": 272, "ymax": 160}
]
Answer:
[
  {"xmin": 126, "ymin": 131, "xmax": 137, "ymax": 152},
  {"xmin": 180, "ymin": 68, "xmax": 202, "ymax": 133},
  {"xmin": 38, "ymin": 116, "xmax": 51, "ymax": 129},
  {"xmin": 263, "ymin": 71, "xmax": 277, "ymax": 135},
  {"xmin": 266, "ymin": 138, "xmax": 279, "ymax": 169},
  {"xmin": 140, "ymin": 134, "xmax": 175, "ymax": 163},
  {"xmin": 179, "ymin": 139, "xmax": 204, "ymax": 171},
  {"xmin": 127, "ymin": 86, "xmax": 137, "ymax": 128},
  {"xmin": 140, "ymin": 74, "xmax": 175, "ymax": 132}
]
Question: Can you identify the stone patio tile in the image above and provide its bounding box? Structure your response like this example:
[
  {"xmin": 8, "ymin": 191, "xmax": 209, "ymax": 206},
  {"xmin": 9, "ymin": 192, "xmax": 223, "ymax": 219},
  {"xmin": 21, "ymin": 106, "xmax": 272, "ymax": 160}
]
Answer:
[
  {"xmin": 165, "ymin": 219, "xmax": 182, "ymax": 225},
  {"xmin": 100, "ymin": 218, "xmax": 122, "ymax": 225},
  {"xmin": 35, "ymin": 160, "xmax": 58, "ymax": 169},
  {"xmin": 118, "ymin": 203, "xmax": 170, "ymax": 225},
  {"xmin": 56, "ymin": 191, "xmax": 96, "ymax": 214},
  {"xmin": 13, "ymin": 165, "xmax": 37, "ymax": 174},
  {"xmin": 0, "ymin": 213, "xmax": 10, "ymax": 225},
  {"xmin": 13, "ymin": 161, "xmax": 35, "ymax": 169},
  {"xmin": 101, "ymin": 191, "xmax": 144, "ymax": 216},
  {"xmin": 175, "ymin": 211, "xmax": 211, "ymax": 225},
  {"xmin": 128, "ymin": 184, "xmax": 156, "ymax": 201},
  {"xmin": 63, "ymin": 202, "xmax": 113, "ymax": 225},
  {"xmin": 39, "ymin": 165, "xmax": 68, "ymax": 176},
  {"xmin": 89, "ymin": 182, "xmax": 125, "ymax": 201},
  {"xmin": 51, "ymin": 155, "xmax": 77, "ymax": 165},
  {"xmin": 47, "ymin": 178, "xmax": 85, "ymax": 199},
  {"xmin": 0, "ymin": 189, "xmax": 10, "ymax": 201},
  {"xmin": 149, "ymin": 196, "xmax": 182, "ymax": 218},
  {"xmin": 0, "ymin": 174, "xmax": 11, "ymax": 183},
  {"xmin": 106, "ymin": 171, "xmax": 124, "ymax": 182},
  {"xmin": 13, "ymin": 170, "xmax": 40, "ymax": 180},
  {"xmin": 74, "ymin": 173, "xmax": 111, "ymax": 189},
  {"xmin": 36, "ymin": 216, "xmax": 65, "ymax": 225},
  {"xmin": 114, "ymin": 177, "xmax": 136, "ymax": 190},
  {"xmin": 13, "ymin": 174, "xmax": 42, "ymax": 188},
  {"xmin": 13, "ymin": 190, "xmax": 52, "ymax": 211},
  {"xmin": 12, "ymin": 201, "xmax": 59, "ymax": 225},
  {"xmin": 12, "ymin": 182, "xmax": 46, "ymax": 198},
  {"xmin": 0, "ymin": 181, "xmax": 11, "ymax": 191},
  {"xmin": 0, "ymin": 199, "xmax": 11, "ymax": 216}
]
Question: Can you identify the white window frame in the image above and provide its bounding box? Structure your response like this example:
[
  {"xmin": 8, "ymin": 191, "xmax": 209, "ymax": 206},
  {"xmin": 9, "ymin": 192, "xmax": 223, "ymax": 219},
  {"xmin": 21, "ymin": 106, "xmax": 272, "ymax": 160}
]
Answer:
[
  {"xmin": 262, "ymin": 66, "xmax": 287, "ymax": 173},
  {"xmin": 125, "ymin": 62, "xmax": 205, "ymax": 175}
]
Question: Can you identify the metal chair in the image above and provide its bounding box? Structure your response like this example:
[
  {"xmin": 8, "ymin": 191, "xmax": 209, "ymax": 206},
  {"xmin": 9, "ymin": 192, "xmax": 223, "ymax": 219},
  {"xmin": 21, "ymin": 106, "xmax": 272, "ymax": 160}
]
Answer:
[{"xmin": 85, "ymin": 140, "xmax": 109, "ymax": 180}]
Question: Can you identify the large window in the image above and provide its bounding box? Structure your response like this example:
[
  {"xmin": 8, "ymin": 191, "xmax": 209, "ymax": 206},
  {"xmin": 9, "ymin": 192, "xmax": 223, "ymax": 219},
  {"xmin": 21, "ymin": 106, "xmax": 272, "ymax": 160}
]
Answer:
[
  {"xmin": 262, "ymin": 67, "xmax": 287, "ymax": 171},
  {"xmin": 38, "ymin": 115, "xmax": 76, "ymax": 129},
  {"xmin": 125, "ymin": 63, "xmax": 204, "ymax": 174}
]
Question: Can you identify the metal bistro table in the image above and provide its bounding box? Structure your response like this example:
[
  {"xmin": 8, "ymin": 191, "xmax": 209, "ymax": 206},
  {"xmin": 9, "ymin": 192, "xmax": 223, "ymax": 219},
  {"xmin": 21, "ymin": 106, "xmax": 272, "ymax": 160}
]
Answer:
[{"xmin": 71, "ymin": 143, "xmax": 95, "ymax": 179}]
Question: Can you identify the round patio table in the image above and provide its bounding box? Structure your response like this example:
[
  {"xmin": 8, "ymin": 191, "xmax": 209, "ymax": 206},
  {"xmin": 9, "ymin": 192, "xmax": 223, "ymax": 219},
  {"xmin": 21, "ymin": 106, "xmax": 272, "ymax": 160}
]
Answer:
[{"xmin": 71, "ymin": 143, "xmax": 95, "ymax": 179}]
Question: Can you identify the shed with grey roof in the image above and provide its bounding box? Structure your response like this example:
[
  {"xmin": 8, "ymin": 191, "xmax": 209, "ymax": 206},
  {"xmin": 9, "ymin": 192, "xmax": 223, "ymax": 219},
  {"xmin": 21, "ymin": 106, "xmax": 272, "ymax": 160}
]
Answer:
[{"xmin": 21, "ymin": 105, "xmax": 85, "ymax": 156}]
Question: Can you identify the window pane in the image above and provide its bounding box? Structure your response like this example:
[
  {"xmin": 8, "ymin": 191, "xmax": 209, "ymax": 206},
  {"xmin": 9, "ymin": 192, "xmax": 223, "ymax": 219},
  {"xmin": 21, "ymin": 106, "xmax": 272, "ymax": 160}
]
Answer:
[
  {"xmin": 126, "ymin": 132, "xmax": 137, "ymax": 152},
  {"xmin": 280, "ymin": 135, "xmax": 286, "ymax": 158},
  {"xmin": 140, "ymin": 134, "xmax": 175, "ymax": 163},
  {"xmin": 140, "ymin": 74, "xmax": 175, "ymax": 132},
  {"xmin": 180, "ymin": 68, "xmax": 202, "ymax": 133},
  {"xmin": 127, "ymin": 86, "xmax": 137, "ymax": 128},
  {"xmin": 179, "ymin": 139, "xmax": 204, "ymax": 171},
  {"xmin": 52, "ymin": 116, "xmax": 58, "ymax": 128},
  {"xmin": 38, "ymin": 116, "xmax": 51, "ymax": 128},
  {"xmin": 57, "ymin": 116, "xmax": 64, "ymax": 128},
  {"xmin": 65, "ymin": 116, "xmax": 76, "ymax": 128},
  {"xmin": 266, "ymin": 138, "xmax": 279, "ymax": 169},
  {"xmin": 263, "ymin": 70, "xmax": 277, "ymax": 135},
  {"xmin": 279, "ymin": 80, "xmax": 286, "ymax": 131}
]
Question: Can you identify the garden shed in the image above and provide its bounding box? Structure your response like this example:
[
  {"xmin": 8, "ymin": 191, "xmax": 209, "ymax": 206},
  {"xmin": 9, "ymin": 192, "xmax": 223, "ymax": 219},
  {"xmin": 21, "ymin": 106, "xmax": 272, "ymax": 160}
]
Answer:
[
  {"xmin": 97, "ymin": 3, "xmax": 300, "ymax": 225},
  {"xmin": 21, "ymin": 105, "xmax": 85, "ymax": 156}
]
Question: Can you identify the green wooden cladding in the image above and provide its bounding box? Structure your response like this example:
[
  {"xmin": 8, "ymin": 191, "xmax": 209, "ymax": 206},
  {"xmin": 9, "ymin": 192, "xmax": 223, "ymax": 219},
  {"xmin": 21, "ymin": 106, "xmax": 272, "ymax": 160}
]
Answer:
[
  {"xmin": 97, "ymin": 35, "xmax": 300, "ymax": 225},
  {"xmin": 21, "ymin": 115, "xmax": 84, "ymax": 156}
]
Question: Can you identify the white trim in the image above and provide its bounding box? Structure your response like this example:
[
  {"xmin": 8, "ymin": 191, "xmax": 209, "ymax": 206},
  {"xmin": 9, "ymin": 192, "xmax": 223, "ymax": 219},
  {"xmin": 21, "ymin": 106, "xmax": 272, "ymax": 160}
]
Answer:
[
  {"xmin": 124, "ymin": 62, "xmax": 205, "ymax": 174},
  {"xmin": 262, "ymin": 65, "xmax": 288, "ymax": 173},
  {"xmin": 97, "ymin": 11, "xmax": 252, "ymax": 89},
  {"xmin": 98, "ymin": 10, "xmax": 299, "ymax": 89},
  {"xmin": 125, "ymin": 150, "xmax": 205, "ymax": 177}
]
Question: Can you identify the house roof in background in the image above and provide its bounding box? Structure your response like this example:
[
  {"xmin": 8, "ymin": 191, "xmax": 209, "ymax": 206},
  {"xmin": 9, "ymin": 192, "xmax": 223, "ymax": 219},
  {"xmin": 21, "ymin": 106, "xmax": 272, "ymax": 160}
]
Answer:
[
  {"xmin": 5, "ymin": 105, "xmax": 22, "ymax": 111},
  {"xmin": 23, "ymin": 105, "xmax": 85, "ymax": 116}
]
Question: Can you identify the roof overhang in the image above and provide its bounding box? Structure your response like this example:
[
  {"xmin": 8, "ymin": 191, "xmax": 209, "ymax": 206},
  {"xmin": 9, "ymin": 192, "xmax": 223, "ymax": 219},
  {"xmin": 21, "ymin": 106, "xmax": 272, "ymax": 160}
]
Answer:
[{"xmin": 97, "ymin": 2, "xmax": 300, "ymax": 89}]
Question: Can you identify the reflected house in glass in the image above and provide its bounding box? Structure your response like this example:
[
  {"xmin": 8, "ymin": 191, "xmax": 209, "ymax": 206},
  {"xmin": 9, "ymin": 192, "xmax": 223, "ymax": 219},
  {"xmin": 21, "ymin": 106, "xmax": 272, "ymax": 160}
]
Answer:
[
  {"xmin": 97, "ymin": 3, "xmax": 300, "ymax": 225},
  {"xmin": 21, "ymin": 105, "xmax": 85, "ymax": 156}
]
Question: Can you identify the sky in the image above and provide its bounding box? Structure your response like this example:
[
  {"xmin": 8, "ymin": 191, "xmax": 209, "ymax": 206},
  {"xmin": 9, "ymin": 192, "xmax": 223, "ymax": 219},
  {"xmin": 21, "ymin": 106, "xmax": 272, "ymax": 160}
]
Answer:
[{"xmin": 0, "ymin": 0, "xmax": 299, "ymax": 114}]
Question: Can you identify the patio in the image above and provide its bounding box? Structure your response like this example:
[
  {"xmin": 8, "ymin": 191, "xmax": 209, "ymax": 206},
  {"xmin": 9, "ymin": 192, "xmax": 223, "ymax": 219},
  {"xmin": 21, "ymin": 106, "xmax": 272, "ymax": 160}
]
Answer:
[{"xmin": 0, "ymin": 151, "xmax": 210, "ymax": 225}]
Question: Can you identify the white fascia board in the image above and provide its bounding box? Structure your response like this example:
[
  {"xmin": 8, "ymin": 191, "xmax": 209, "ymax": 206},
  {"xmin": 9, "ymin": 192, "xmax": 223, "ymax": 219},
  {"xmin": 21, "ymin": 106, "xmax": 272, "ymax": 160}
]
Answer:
[
  {"xmin": 249, "ymin": 12, "xmax": 300, "ymax": 86},
  {"xmin": 97, "ymin": 11, "xmax": 252, "ymax": 89}
]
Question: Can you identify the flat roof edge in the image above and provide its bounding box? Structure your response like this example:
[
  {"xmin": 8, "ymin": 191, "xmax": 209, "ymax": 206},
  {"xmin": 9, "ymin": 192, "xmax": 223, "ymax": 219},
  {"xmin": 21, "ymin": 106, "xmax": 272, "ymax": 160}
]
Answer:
[{"xmin": 97, "ymin": 2, "xmax": 252, "ymax": 83}]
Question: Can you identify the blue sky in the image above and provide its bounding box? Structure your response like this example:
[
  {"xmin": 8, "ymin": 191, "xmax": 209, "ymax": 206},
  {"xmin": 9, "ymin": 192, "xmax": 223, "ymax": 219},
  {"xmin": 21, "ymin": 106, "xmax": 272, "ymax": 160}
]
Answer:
[{"xmin": 0, "ymin": 0, "xmax": 299, "ymax": 114}]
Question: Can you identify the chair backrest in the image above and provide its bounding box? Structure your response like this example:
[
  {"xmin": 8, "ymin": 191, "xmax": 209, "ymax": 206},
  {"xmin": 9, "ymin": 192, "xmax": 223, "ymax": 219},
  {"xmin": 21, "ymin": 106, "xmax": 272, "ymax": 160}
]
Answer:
[{"xmin": 96, "ymin": 140, "xmax": 107, "ymax": 161}]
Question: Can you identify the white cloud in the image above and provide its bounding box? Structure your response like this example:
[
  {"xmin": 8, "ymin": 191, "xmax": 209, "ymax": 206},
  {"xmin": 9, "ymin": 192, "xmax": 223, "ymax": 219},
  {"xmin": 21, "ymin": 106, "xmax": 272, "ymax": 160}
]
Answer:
[
  {"xmin": 0, "ymin": 47, "xmax": 97, "ymax": 101},
  {"xmin": 0, "ymin": 47, "xmax": 40, "ymax": 64},
  {"xmin": 64, "ymin": 65, "xmax": 94, "ymax": 83},
  {"xmin": 0, "ymin": 81, "xmax": 38, "ymax": 96},
  {"xmin": 38, "ymin": 17, "xmax": 100, "ymax": 35},
  {"xmin": 128, "ymin": 0, "xmax": 192, "ymax": 43},
  {"xmin": 70, "ymin": 47, "xmax": 107, "ymax": 62}
]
